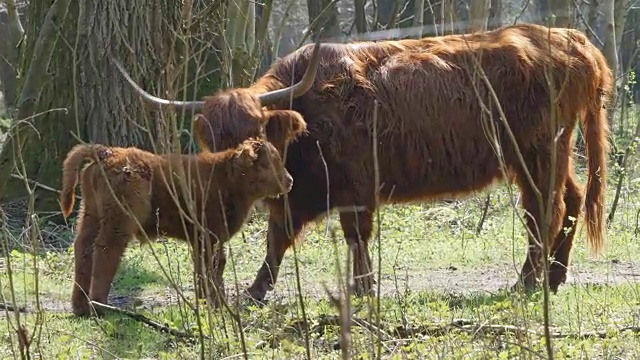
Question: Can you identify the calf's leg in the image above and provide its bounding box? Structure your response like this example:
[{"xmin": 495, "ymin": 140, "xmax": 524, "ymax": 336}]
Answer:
[
  {"xmin": 193, "ymin": 238, "xmax": 227, "ymax": 308},
  {"xmin": 71, "ymin": 212, "xmax": 100, "ymax": 317},
  {"xmin": 339, "ymin": 209, "xmax": 375, "ymax": 297},
  {"xmin": 88, "ymin": 219, "xmax": 130, "ymax": 316}
]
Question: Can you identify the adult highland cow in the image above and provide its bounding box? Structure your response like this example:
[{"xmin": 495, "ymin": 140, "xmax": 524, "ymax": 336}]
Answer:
[{"xmin": 116, "ymin": 23, "xmax": 612, "ymax": 301}]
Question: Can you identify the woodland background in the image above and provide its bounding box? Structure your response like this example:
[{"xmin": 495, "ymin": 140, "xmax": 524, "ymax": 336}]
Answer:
[{"xmin": 1, "ymin": 0, "xmax": 640, "ymax": 359}]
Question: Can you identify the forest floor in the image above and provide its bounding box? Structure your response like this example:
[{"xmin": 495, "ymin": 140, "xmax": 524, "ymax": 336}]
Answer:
[{"xmin": 2, "ymin": 179, "xmax": 640, "ymax": 359}]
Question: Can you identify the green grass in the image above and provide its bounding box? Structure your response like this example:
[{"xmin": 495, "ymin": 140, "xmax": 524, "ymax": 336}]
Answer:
[{"xmin": 1, "ymin": 173, "xmax": 640, "ymax": 359}]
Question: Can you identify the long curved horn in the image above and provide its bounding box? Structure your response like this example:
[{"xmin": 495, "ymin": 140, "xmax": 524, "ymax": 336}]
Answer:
[
  {"xmin": 258, "ymin": 40, "xmax": 322, "ymax": 106},
  {"xmin": 113, "ymin": 60, "xmax": 205, "ymax": 112}
]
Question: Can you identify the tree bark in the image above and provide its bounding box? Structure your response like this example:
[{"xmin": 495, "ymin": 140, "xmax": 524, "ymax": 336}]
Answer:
[
  {"xmin": 538, "ymin": 0, "xmax": 572, "ymax": 27},
  {"xmin": 614, "ymin": 0, "xmax": 629, "ymax": 60},
  {"xmin": 307, "ymin": 0, "xmax": 341, "ymax": 40},
  {"xmin": 488, "ymin": 0, "xmax": 502, "ymax": 30},
  {"xmin": 354, "ymin": 0, "xmax": 367, "ymax": 33},
  {"xmin": 619, "ymin": 4, "xmax": 637, "ymax": 72},
  {"xmin": 621, "ymin": 6, "xmax": 640, "ymax": 102},
  {"xmin": 0, "ymin": 0, "xmax": 26, "ymax": 112},
  {"xmin": 374, "ymin": 0, "xmax": 399, "ymax": 30},
  {"xmin": 469, "ymin": 0, "xmax": 490, "ymax": 32},
  {"xmin": 413, "ymin": 0, "xmax": 425, "ymax": 28},
  {"xmin": 225, "ymin": 0, "xmax": 257, "ymax": 87},
  {"xmin": 255, "ymin": 0, "xmax": 274, "ymax": 76},
  {"xmin": 271, "ymin": 0, "xmax": 298, "ymax": 58},
  {"xmin": 602, "ymin": 0, "xmax": 618, "ymax": 122},
  {"xmin": 0, "ymin": 0, "xmax": 186, "ymax": 217},
  {"xmin": 375, "ymin": 0, "xmax": 444, "ymax": 37},
  {"xmin": 587, "ymin": 0, "xmax": 601, "ymax": 40}
]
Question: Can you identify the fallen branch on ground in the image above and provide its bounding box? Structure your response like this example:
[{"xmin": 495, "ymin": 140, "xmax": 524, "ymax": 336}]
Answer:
[
  {"xmin": 397, "ymin": 321, "xmax": 640, "ymax": 340},
  {"xmin": 89, "ymin": 301, "xmax": 209, "ymax": 340},
  {"xmin": 0, "ymin": 303, "xmax": 27, "ymax": 313},
  {"xmin": 302, "ymin": 315, "xmax": 640, "ymax": 341},
  {"xmin": 315, "ymin": 314, "xmax": 393, "ymax": 341},
  {"xmin": 550, "ymin": 326, "xmax": 640, "ymax": 340},
  {"xmin": 4, "ymin": 301, "xmax": 639, "ymax": 343}
]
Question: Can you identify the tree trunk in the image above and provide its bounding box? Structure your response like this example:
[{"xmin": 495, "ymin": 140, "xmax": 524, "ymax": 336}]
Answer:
[
  {"xmin": 377, "ymin": 0, "xmax": 446, "ymax": 38},
  {"xmin": 255, "ymin": 0, "xmax": 274, "ymax": 76},
  {"xmin": 587, "ymin": 0, "xmax": 601, "ymax": 41},
  {"xmin": 619, "ymin": 6, "xmax": 637, "ymax": 73},
  {"xmin": 488, "ymin": 0, "xmax": 502, "ymax": 30},
  {"xmin": 0, "ymin": 0, "xmax": 186, "ymax": 219},
  {"xmin": 602, "ymin": 0, "xmax": 618, "ymax": 125},
  {"xmin": 538, "ymin": 0, "xmax": 572, "ymax": 27},
  {"xmin": 413, "ymin": 0, "xmax": 425, "ymax": 28},
  {"xmin": 225, "ymin": 0, "xmax": 257, "ymax": 87},
  {"xmin": 374, "ymin": 0, "xmax": 400, "ymax": 30},
  {"xmin": 307, "ymin": 0, "xmax": 341, "ymax": 40},
  {"xmin": 469, "ymin": 0, "xmax": 490, "ymax": 32},
  {"xmin": 614, "ymin": 0, "xmax": 630, "ymax": 65},
  {"xmin": 271, "ymin": 0, "xmax": 298, "ymax": 58},
  {"xmin": 0, "ymin": 0, "xmax": 26, "ymax": 113},
  {"xmin": 622, "ymin": 8, "xmax": 640, "ymax": 103},
  {"xmin": 354, "ymin": 0, "xmax": 367, "ymax": 33}
]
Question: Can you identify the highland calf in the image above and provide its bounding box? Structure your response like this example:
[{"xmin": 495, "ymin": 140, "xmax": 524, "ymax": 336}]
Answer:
[
  {"xmin": 116, "ymin": 23, "xmax": 613, "ymax": 300},
  {"xmin": 60, "ymin": 139, "xmax": 293, "ymax": 316}
]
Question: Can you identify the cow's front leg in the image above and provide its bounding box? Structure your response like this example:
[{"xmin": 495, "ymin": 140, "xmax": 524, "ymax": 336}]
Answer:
[
  {"xmin": 246, "ymin": 208, "xmax": 308, "ymax": 302},
  {"xmin": 339, "ymin": 209, "xmax": 375, "ymax": 297}
]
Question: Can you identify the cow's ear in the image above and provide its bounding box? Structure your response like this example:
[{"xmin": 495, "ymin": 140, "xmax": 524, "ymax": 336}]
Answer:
[
  {"xmin": 264, "ymin": 110, "xmax": 308, "ymax": 151},
  {"xmin": 193, "ymin": 114, "xmax": 215, "ymax": 152}
]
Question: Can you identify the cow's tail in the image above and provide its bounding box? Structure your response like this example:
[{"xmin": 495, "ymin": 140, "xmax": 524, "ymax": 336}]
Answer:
[
  {"xmin": 60, "ymin": 144, "xmax": 104, "ymax": 218},
  {"xmin": 580, "ymin": 57, "xmax": 613, "ymax": 256}
]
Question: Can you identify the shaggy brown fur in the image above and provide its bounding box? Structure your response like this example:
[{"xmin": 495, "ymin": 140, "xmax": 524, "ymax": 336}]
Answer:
[
  {"xmin": 119, "ymin": 23, "xmax": 613, "ymax": 301},
  {"xmin": 60, "ymin": 139, "xmax": 293, "ymax": 316}
]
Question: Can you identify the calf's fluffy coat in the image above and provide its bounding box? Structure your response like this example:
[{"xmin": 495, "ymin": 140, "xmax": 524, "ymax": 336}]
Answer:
[{"xmin": 60, "ymin": 139, "xmax": 293, "ymax": 316}]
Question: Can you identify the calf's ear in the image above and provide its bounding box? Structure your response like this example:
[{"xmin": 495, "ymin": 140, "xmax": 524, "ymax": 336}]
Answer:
[
  {"xmin": 264, "ymin": 110, "xmax": 307, "ymax": 152},
  {"xmin": 234, "ymin": 141, "xmax": 259, "ymax": 167}
]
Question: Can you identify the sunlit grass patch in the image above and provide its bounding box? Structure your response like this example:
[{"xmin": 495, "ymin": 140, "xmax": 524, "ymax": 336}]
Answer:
[{"xmin": 1, "ymin": 178, "xmax": 640, "ymax": 358}]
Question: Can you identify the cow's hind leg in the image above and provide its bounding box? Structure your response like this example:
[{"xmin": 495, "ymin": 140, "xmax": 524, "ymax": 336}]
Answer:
[
  {"xmin": 211, "ymin": 244, "xmax": 227, "ymax": 307},
  {"xmin": 71, "ymin": 211, "xmax": 100, "ymax": 317},
  {"xmin": 513, "ymin": 142, "xmax": 569, "ymax": 293},
  {"xmin": 549, "ymin": 168, "xmax": 583, "ymax": 292},
  {"xmin": 88, "ymin": 218, "xmax": 131, "ymax": 316},
  {"xmin": 246, "ymin": 204, "xmax": 313, "ymax": 302},
  {"xmin": 339, "ymin": 209, "xmax": 375, "ymax": 297}
]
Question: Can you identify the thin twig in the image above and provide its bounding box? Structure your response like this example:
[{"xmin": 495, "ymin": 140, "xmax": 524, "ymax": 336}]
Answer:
[
  {"xmin": 322, "ymin": 284, "xmax": 352, "ymax": 358},
  {"xmin": 9, "ymin": 174, "xmax": 67, "ymax": 197},
  {"xmin": 475, "ymin": 193, "xmax": 491, "ymax": 235},
  {"xmin": 89, "ymin": 301, "xmax": 206, "ymax": 340}
]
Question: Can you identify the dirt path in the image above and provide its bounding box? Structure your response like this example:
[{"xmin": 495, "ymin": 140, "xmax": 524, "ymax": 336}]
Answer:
[
  {"xmin": 375, "ymin": 260, "xmax": 640, "ymax": 296},
  {"xmin": 5, "ymin": 260, "xmax": 639, "ymax": 315}
]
